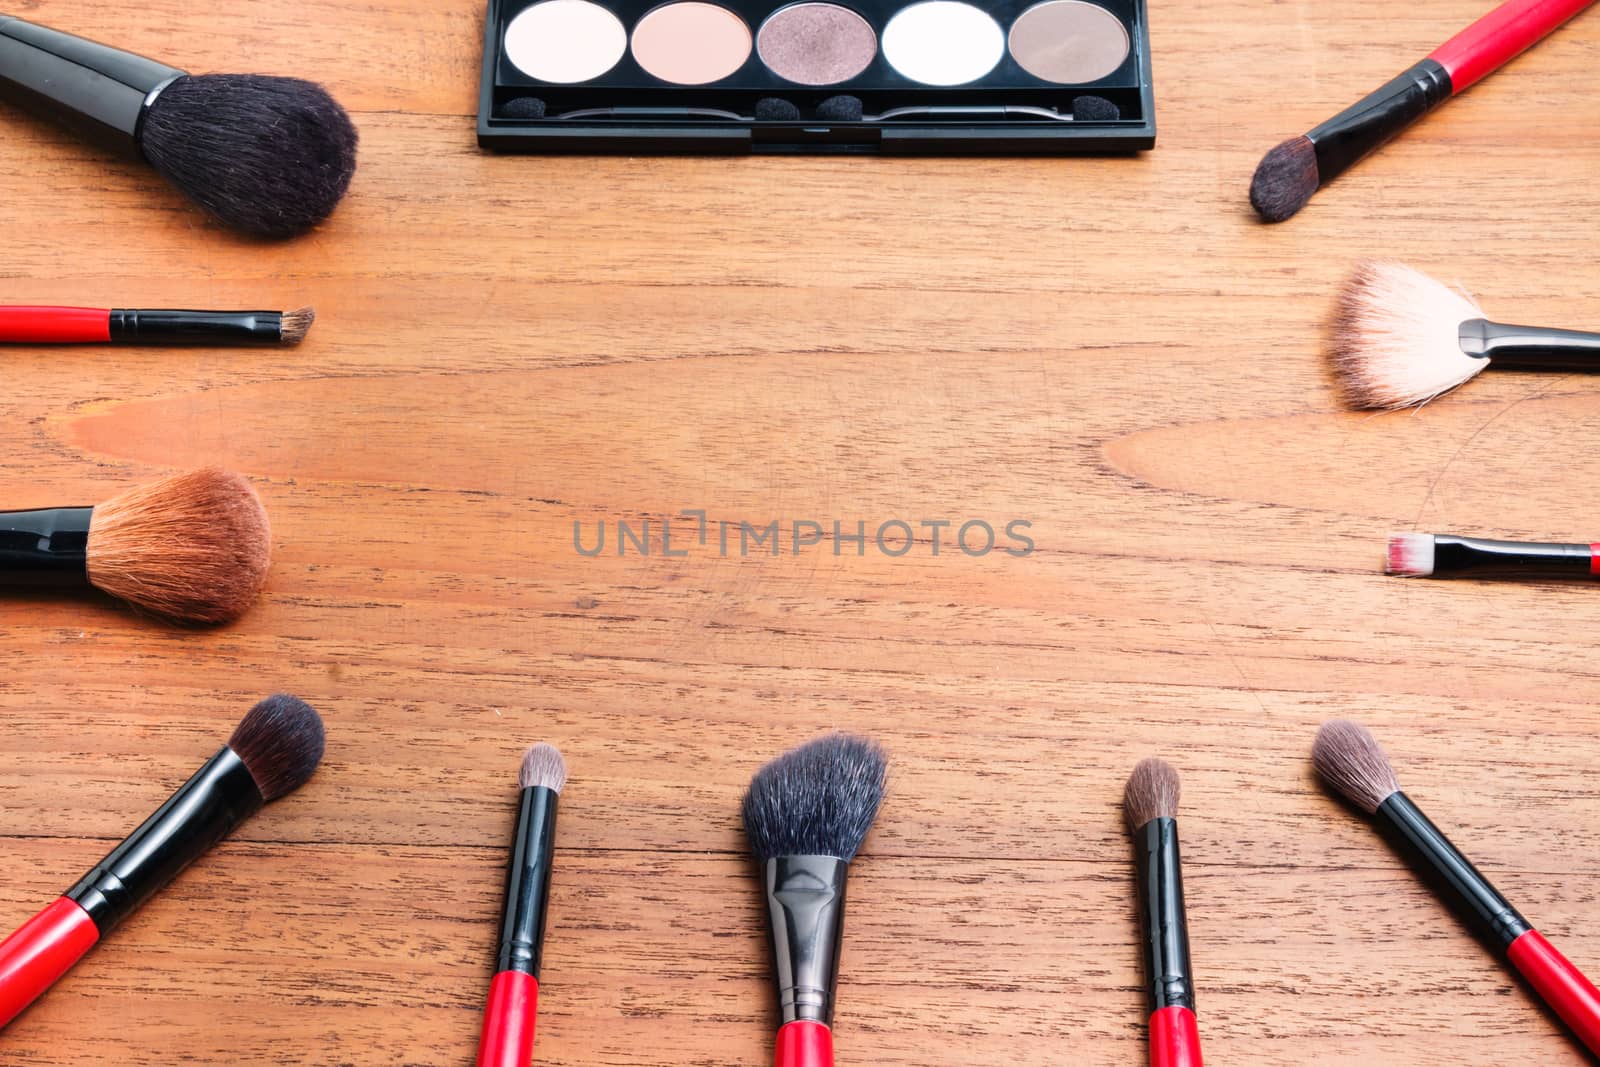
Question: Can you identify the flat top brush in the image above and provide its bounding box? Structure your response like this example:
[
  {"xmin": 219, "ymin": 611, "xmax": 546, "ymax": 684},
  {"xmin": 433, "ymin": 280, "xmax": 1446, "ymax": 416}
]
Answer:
[
  {"xmin": 0, "ymin": 16, "xmax": 358, "ymax": 239},
  {"xmin": 1124, "ymin": 759, "xmax": 1203, "ymax": 1067},
  {"xmin": 0, "ymin": 694, "xmax": 325, "ymax": 1030},
  {"xmin": 1332, "ymin": 260, "xmax": 1600, "ymax": 410},
  {"xmin": 0, "ymin": 306, "xmax": 314, "ymax": 346},
  {"xmin": 0, "ymin": 467, "xmax": 271, "ymax": 625},
  {"xmin": 1313, "ymin": 720, "xmax": 1600, "ymax": 1055},
  {"xmin": 1388, "ymin": 531, "xmax": 1600, "ymax": 580},
  {"xmin": 742, "ymin": 733, "xmax": 887, "ymax": 1067}
]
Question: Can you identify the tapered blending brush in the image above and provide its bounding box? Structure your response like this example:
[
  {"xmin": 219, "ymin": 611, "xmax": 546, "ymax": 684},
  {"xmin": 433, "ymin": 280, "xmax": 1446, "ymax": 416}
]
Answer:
[
  {"xmin": 1332, "ymin": 260, "xmax": 1600, "ymax": 410},
  {"xmin": 0, "ymin": 468, "xmax": 271, "ymax": 625},
  {"xmin": 742, "ymin": 734, "xmax": 888, "ymax": 1067},
  {"xmin": 1250, "ymin": 0, "xmax": 1595, "ymax": 223},
  {"xmin": 1124, "ymin": 759, "xmax": 1203, "ymax": 1067},
  {"xmin": 1312, "ymin": 720, "xmax": 1600, "ymax": 1054},
  {"xmin": 0, "ymin": 306, "xmax": 314, "ymax": 345},
  {"xmin": 1388, "ymin": 532, "xmax": 1600, "ymax": 580},
  {"xmin": 477, "ymin": 744, "xmax": 567, "ymax": 1067},
  {"xmin": 0, "ymin": 694, "xmax": 325, "ymax": 1029},
  {"xmin": 0, "ymin": 16, "xmax": 358, "ymax": 239}
]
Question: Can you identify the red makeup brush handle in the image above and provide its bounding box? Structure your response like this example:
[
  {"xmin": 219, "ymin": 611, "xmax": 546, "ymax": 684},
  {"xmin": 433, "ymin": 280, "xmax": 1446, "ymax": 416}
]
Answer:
[
  {"xmin": 0, "ymin": 897, "xmax": 99, "ymax": 1029},
  {"xmin": 1429, "ymin": 0, "xmax": 1595, "ymax": 91},
  {"xmin": 476, "ymin": 970, "xmax": 539, "ymax": 1067},
  {"xmin": 0, "ymin": 307, "xmax": 111, "ymax": 344},
  {"xmin": 1508, "ymin": 930, "xmax": 1600, "ymax": 1054},
  {"xmin": 1147, "ymin": 1006, "xmax": 1203, "ymax": 1067},
  {"xmin": 774, "ymin": 1020, "xmax": 834, "ymax": 1067}
]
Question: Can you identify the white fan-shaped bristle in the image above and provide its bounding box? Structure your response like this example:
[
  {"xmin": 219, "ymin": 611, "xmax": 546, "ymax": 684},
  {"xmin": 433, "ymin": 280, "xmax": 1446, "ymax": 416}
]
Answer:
[
  {"xmin": 1332, "ymin": 261, "xmax": 1488, "ymax": 410},
  {"xmin": 1385, "ymin": 533, "xmax": 1435, "ymax": 577}
]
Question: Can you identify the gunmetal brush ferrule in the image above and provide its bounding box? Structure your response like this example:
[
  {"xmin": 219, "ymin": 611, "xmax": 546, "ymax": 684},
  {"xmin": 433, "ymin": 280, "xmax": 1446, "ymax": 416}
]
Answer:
[
  {"xmin": 494, "ymin": 785, "xmax": 559, "ymax": 977},
  {"xmin": 1308, "ymin": 60, "xmax": 1452, "ymax": 184},
  {"xmin": 1133, "ymin": 816, "xmax": 1196, "ymax": 1013},
  {"xmin": 66, "ymin": 746, "xmax": 264, "ymax": 934},
  {"xmin": 1431, "ymin": 535, "xmax": 1591, "ymax": 578},
  {"xmin": 764, "ymin": 855, "xmax": 849, "ymax": 1027},
  {"xmin": 1459, "ymin": 319, "xmax": 1600, "ymax": 371},
  {"xmin": 108, "ymin": 310, "xmax": 288, "ymax": 345},
  {"xmin": 0, "ymin": 506, "xmax": 93, "ymax": 588}
]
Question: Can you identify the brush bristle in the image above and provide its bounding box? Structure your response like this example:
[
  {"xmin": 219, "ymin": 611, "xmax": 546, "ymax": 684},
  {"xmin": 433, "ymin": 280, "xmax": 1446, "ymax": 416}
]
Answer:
[
  {"xmin": 1250, "ymin": 135, "xmax": 1319, "ymax": 223},
  {"xmin": 227, "ymin": 693, "xmax": 325, "ymax": 802},
  {"xmin": 519, "ymin": 743, "xmax": 568, "ymax": 793},
  {"xmin": 1123, "ymin": 758, "xmax": 1180, "ymax": 830},
  {"xmin": 1332, "ymin": 260, "xmax": 1487, "ymax": 410},
  {"xmin": 280, "ymin": 307, "xmax": 316, "ymax": 345},
  {"xmin": 1386, "ymin": 533, "xmax": 1436, "ymax": 577},
  {"xmin": 1312, "ymin": 719, "xmax": 1401, "ymax": 814},
  {"xmin": 87, "ymin": 468, "xmax": 272, "ymax": 625},
  {"xmin": 741, "ymin": 733, "xmax": 887, "ymax": 862},
  {"xmin": 141, "ymin": 74, "xmax": 358, "ymax": 240}
]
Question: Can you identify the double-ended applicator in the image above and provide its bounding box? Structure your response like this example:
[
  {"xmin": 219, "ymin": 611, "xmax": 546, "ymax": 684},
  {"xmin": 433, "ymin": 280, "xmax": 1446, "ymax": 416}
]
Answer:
[
  {"xmin": 1124, "ymin": 759, "xmax": 1204, "ymax": 1067},
  {"xmin": 477, "ymin": 743, "xmax": 567, "ymax": 1067},
  {"xmin": 0, "ymin": 694, "xmax": 325, "ymax": 1029},
  {"xmin": 742, "ymin": 733, "xmax": 888, "ymax": 1067},
  {"xmin": 0, "ymin": 468, "xmax": 272, "ymax": 625},
  {"xmin": 1313, "ymin": 719, "xmax": 1600, "ymax": 1055},
  {"xmin": 0, "ymin": 15, "xmax": 358, "ymax": 239}
]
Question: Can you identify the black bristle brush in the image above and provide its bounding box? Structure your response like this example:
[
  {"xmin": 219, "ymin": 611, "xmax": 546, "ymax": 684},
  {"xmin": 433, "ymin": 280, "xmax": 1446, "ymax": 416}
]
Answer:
[
  {"xmin": 742, "ymin": 733, "xmax": 887, "ymax": 1067},
  {"xmin": 0, "ymin": 16, "xmax": 358, "ymax": 239},
  {"xmin": 0, "ymin": 694, "xmax": 325, "ymax": 1029}
]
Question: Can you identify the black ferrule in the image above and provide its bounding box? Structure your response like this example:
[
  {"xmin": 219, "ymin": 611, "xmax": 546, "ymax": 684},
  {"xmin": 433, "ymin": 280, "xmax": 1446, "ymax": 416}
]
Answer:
[
  {"xmin": 0, "ymin": 506, "xmax": 92, "ymax": 588},
  {"xmin": 1133, "ymin": 817, "xmax": 1196, "ymax": 1014},
  {"xmin": 66, "ymin": 746, "xmax": 263, "ymax": 935},
  {"xmin": 1374, "ymin": 791, "xmax": 1530, "ymax": 951},
  {"xmin": 1431, "ymin": 535, "xmax": 1592, "ymax": 578},
  {"xmin": 109, "ymin": 310, "xmax": 286, "ymax": 345},
  {"xmin": 493, "ymin": 786, "xmax": 559, "ymax": 977},
  {"xmin": 1459, "ymin": 319, "xmax": 1600, "ymax": 371},
  {"xmin": 0, "ymin": 15, "xmax": 185, "ymax": 156},
  {"xmin": 1308, "ymin": 60, "xmax": 1452, "ymax": 184},
  {"xmin": 763, "ymin": 855, "xmax": 849, "ymax": 1027}
]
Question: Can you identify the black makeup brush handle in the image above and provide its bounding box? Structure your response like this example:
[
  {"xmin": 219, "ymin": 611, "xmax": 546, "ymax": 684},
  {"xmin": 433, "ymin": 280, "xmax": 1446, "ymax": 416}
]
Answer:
[
  {"xmin": 66, "ymin": 746, "xmax": 264, "ymax": 934},
  {"xmin": 1375, "ymin": 791, "xmax": 1530, "ymax": 951},
  {"xmin": 110, "ymin": 310, "xmax": 286, "ymax": 345},
  {"xmin": 1432, "ymin": 535, "xmax": 1592, "ymax": 578},
  {"xmin": 1134, "ymin": 817, "xmax": 1196, "ymax": 1013},
  {"xmin": 494, "ymin": 786, "xmax": 559, "ymax": 977},
  {"xmin": 1308, "ymin": 60, "xmax": 1452, "ymax": 184},
  {"xmin": 0, "ymin": 506, "xmax": 92, "ymax": 587},
  {"xmin": 1460, "ymin": 319, "xmax": 1600, "ymax": 370},
  {"xmin": 764, "ymin": 855, "xmax": 849, "ymax": 1027},
  {"xmin": 0, "ymin": 15, "xmax": 185, "ymax": 156}
]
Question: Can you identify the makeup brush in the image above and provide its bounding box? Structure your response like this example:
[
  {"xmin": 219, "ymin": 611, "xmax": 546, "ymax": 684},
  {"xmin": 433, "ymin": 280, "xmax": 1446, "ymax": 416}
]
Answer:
[
  {"xmin": 0, "ymin": 306, "xmax": 314, "ymax": 345},
  {"xmin": 1331, "ymin": 260, "xmax": 1600, "ymax": 409},
  {"xmin": 742, "ymin": 733, "xmax": 887, "ymax": 1067},
  {"xmin": 1312, "ymin": 719, "xmax": 1600, "ymax": 1054},
  {"xmin": 0, "ymin": 694, "xmax": 325, "ymax": 1029},
  {"xmin": 1250, "ymin": 0, "xmax": 1595, "ymax": 222},
  {"xmin": 1124, "ymin": 759, "xmax": 1203, "ymax": 1067},
  {"xmin": 0, "ymin": 467, "xmax": 271, "ymax": 625},
  {"xmin": 1387, "ymin": 532, "xmax": 1599, "ymax": 580},
  {"xmin": 0, "ymin": 16, "xmax": 358, "ymax": 239},
  {"xmin": 477, "ymin": 743, "xmax": 567, "ymax": 1067}
]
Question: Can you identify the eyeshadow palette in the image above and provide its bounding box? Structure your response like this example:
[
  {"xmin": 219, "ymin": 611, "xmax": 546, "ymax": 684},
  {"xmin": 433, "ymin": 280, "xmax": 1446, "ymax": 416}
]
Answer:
[{"xmin": 477, "ymin": 0, "xmax": 1155, "ymax": 152}]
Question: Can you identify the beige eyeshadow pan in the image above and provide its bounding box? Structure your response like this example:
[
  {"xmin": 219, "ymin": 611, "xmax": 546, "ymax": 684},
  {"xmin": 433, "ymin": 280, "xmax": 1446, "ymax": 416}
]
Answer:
[
  {"xmin": 632, "ymin": 2, "xmax": 754, "ymax": 85},
  {"xmin": 1008, "ymin": 0, "xmax": 1130, "ymax": 84}
]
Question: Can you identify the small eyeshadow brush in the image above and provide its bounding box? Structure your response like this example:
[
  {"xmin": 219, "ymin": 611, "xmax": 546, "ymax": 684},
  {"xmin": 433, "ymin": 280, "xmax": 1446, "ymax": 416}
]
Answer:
[
  {"xmin": 1388, "ymin": 532, "xmax": 1600, "ymax": 580},
  {"xmin": 0, "ymin": 695, "xmax": 325, "ymax": 1029},
  {"xmin": 477, "ymin": 744, "xmax": 567, "ymax": 1067},
  {"xmin": 1313, "ymin": 719, "xmax": 1600, "ymax": 1055},
  {"xmin": 742, "ymin": 733, "xmax": 887, "ymax": 1067},
  {"xmin": 0, "ymin": 306, "xmax": 314, "ymax": 346}
]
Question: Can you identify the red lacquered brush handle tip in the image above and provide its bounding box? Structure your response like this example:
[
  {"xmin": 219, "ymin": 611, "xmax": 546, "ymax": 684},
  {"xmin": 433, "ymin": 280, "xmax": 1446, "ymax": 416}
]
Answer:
[
  {"xmin": 476, "ymin": 970, "xmax": 539, "ymax": 1067},
  {"xmin": 0, "ymin": 897, "xmax": 99, "ymax": 1029},
  {"xmin": 1508, "ymin": 929, "xmax": 1600, "ymax": 1055},
  {"xmin": 1589, "ymin": 545, "xmax": 1600, "ymax": 576},
  {"xmin": 1429, "ymin": 0, "xmax": 1595, "ymax": 91},
  {"xmin": 1149, "ymin": 1006, "xmax": 1203, "ymax": 1067},
  {"xmin": 774, "ymin": 1020, "xmax": 834, "ymax": 1067},
  {"xmin": 0, "ymin": 307, "xmax": 111, "ymax": 344}
]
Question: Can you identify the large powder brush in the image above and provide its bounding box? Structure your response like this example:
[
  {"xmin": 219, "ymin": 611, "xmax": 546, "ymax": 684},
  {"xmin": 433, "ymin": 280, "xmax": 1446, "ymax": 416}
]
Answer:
[{"xmin": 0, "ymin": 16, "xmax": 358, "ymax": 239}]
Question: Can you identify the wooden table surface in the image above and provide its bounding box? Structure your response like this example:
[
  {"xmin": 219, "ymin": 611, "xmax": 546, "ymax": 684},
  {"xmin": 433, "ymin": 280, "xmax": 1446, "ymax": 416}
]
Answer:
[{"xmin": 2, "ymin": 0, "xmax": 1599, "ymax": 1063}]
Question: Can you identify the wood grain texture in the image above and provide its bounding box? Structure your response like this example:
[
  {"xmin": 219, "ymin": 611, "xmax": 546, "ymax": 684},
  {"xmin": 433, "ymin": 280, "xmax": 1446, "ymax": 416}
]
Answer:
[{"xmin": 1, "ymin": 0, "xmax": 1598, "ymax": 1062}]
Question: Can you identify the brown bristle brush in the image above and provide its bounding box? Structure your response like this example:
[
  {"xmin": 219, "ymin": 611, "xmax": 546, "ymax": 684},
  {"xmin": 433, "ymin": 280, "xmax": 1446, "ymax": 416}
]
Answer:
[{"xmin": 0, "ymin": 468, "xmax": 271, "ymax": 624}]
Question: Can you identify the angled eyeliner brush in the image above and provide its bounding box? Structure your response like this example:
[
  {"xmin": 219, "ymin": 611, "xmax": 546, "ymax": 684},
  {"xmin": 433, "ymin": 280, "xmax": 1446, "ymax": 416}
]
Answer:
[{"xmin": 0, "ymin": 306, "xmax": 314, "ymax": 345}]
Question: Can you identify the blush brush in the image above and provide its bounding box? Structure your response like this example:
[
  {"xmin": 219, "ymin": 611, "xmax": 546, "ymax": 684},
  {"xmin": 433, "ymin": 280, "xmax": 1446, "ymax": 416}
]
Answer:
[
  {"xmin": 1124, "ymin": 759, "xmax": 1203, "ymax": 1067},
  {"xmin": 742, "ymin": 733, "xmax": 888, "ymax": 1067},
  {"xmin": 0, "ymin": 15, "xmax": 358, "ymax": 239},
  {"xmin": 1313, "ymin": 719, "xmax": 1600, "ymax": 1055},
  {"xmin": 0, "ymin": 467, "xmax": 272, "ymax": 625},
  {"xmin": 0, "ymin": 694, "xmax": 325, "ymax": 1030}
]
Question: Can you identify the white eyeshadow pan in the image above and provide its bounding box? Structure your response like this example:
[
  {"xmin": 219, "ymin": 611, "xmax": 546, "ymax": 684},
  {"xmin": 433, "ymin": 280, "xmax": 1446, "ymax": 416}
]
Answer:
[
  {"xmin": 504, "ymin": 0, "xmax": 629, "ymax": 83},
  {"xmin": 881, "ymin": 1, "xmax": 1004, "ymax": 86}
]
